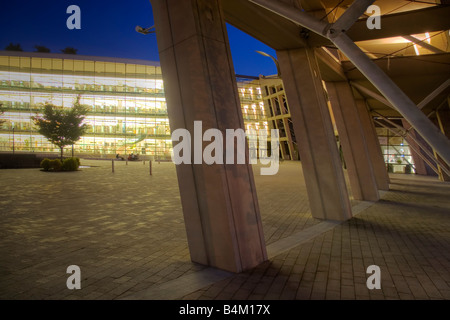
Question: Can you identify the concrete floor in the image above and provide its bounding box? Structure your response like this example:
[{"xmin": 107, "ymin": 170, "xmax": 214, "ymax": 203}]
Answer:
[{"xmin": 0, "ymin": 159, "xmax": 449, "ymax": 300}]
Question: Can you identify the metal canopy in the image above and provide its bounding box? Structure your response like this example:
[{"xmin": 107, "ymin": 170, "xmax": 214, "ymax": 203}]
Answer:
[
  {"xmin": 222, "ymin": 0, "xmax": 450, "ymax": 116},
  {"xmin": 222, "ymin": 0, "xmax": 450, "ymax": 165}
]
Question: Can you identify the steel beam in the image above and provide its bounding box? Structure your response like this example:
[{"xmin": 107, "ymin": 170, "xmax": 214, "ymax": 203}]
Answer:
[
  {"xmin": 249, "ymin": 0, "xmax": 329, "ymax": 36},
  {"xmin": 417, "ymin": 78, "xmax": 450, "ymax": 110},
  {"xmin": 350, "ymin": 81, "xmax": 393, "ymax": 109},
  {"xmin": 347, "ymin": 6, "xmax": 450, "ymax": 42},
  {"xmin": 402, "ymin": 35, "xmax": 446, "ymax": 55},
  {"xmin": 330, "ymin": 33, "xmax": 450, "ymax": 166},
  {"xmin": 250, "ymin": 0, "xmax": 450, "ymax": 166},
  {"xmin": 331, "ymin": 0, "xmax": 375, "ymax": 33}
]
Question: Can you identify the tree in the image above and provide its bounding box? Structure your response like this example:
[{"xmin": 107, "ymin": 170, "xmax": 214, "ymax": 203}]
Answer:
[
  {"xmin": 0, "ymin": 103, "xmax": 5, "ymax": 125},
  {"xmin": 34, "ymin": 45, "xmax": 51, "ymax": 53},
  {"xmin": 5, "ymin": 43, "xmax": 23, "ymax": 51},
  {"xmin": 61, "ymin": 47, "xmax": 78, "ymax": 54},
  {"xmin": 32, "ymin": 97, "xmax": 89, "ymax": 159}
]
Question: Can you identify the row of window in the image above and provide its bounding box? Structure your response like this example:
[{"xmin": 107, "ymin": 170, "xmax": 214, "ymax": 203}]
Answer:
[
  {"xmin": 2, "ymin": 104, "xmax": 266, "ymax": 121},
  {"xmin": 1, "ymin": 79, "xmax": 164, "ymax": 95},
  {"xmin": 0, "ymin": 133, "xmax": 172, "ymax": 157},
  {"xmin": 1, "ymin": 102, "xmax": 168, "ymax": 116},
  {"xmin": 0, "ymin": 62, "xmax": 268, "ymax": 157}
]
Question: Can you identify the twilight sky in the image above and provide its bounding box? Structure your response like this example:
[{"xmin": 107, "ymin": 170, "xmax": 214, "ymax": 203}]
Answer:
[{"xmin": 0, "ymin": 0, "xmax": 278, "ymax": 77}]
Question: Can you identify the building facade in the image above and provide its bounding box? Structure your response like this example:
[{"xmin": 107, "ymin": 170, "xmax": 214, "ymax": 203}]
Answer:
[
  {"xmin": 0, "ymin": 52, "xmax": 268, "ymax": 159},
  {"xmin": 258, "ymin": 76, "xmax": 298, "ymax": 161},
  {"xmin": 0, "ymin": 50, "xmax": 416, "ymax": 173}
]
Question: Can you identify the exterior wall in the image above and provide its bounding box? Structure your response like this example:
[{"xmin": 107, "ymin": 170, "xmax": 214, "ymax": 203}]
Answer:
[
  {"xmin": 0, "ymin": 51, "xmax": 169, "ymax": 159},
  {"xmin": 375, "ymin": 125, "xmax": 416, "ymax": 174},
  {"xmin": 236, "ymin": 77, "xmax": 269, "ymax": 137},
  {"xmin": 0, "ymin": 52, "xmax": 267, "ymax": 159},
  {"xmin": 0, "ymin": 52, "xmax": 415, "ymax": 176},
  {"xmin": 259, "ymin": 76, "xmax": 298, "ymax": 161}
]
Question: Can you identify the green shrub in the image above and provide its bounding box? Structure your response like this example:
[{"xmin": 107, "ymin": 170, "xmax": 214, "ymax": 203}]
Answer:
[
  {"xmin": 40, "ymin": 158, "xmax": 51, "ymax": 171},
  {"xmin": 51, "ymin": 159, "xmax": 62, "ymax": 171},
  {"xmin": 41, "ymin": 157, "xmax": 80, "ymax": 172},
  {"xmin": 62, "ymin": 157, "xmax": 79, "ymax": 171}
]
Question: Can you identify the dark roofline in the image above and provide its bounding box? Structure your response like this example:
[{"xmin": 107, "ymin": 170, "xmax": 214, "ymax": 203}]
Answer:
[
  {"xmin": 0, "ymin": 50, "xmax": 160, "ymax": 67},
  {"xmin": 235, "ymin": 74, "xmax": 260, "ymax": 80}
]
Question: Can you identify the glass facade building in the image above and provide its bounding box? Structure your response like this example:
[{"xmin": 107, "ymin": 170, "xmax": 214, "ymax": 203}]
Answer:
[
  {"xmin": 376, "ymin": 127, "xmax": 415, "ymax": 174},
  {"xmin": 0, "ymin": 52, "xmax": 268, "ymax": 159},
  {"xmin": 258, "ymin": 76, "xmax": 298, "ymax": 161},
  {"xmin": 236, "ymin": 76, "xmax": 269, "ymax": 142},
  {"xmin": 0, "ymin": 51, "xmax": 416, "ymax": 173}
]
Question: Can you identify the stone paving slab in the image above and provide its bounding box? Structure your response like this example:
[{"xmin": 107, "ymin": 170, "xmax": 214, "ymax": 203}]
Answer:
[
  {"xmin": 0, "ymin": 160, "xmax": 449, "ymax": 300},
  {"xmin": 180, "ymin": 174, "xmax": 450, "ymax": 300}
]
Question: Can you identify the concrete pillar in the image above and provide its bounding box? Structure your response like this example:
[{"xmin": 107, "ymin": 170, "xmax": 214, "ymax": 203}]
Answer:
[
  {"xmin": 326, "ymin": 82, "xmax": 380, "ymax": 201},
  {"xmin": 354, "ymin": 100, "xmax": 390, "ymax": 191},
  {"xmin": 402, "ymin": 120, "xmax": 437, "ymax": 176},
  {"xmin": 408, "ymin": 142, "xmax": 429, "ymax": 175},
  {"xmin": 434, "ymin": 107, "xmax": 450, "ymax": 181},
  {"xmin": 436, "ymin": 105, "xmax": 450, "ymax": 139},
  {"xmin": 150, "ymin": 0, "xmax": 266, "ymax": 272},
  {"xmin": 279, "ymin": 139, "xmax": 290, "ymax": 160},
  {"xmin": 283, "ymin": 118, "xmax": 296, "ymax": 160},
  {"xmin": 277, "ymin": 48, "xmax": 352, "ymax": 221}
]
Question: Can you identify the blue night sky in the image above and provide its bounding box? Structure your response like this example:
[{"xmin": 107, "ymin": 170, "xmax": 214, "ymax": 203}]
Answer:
[{"xmin": 0, "ymin": 0, "xmax": 278, "ymax": 77}]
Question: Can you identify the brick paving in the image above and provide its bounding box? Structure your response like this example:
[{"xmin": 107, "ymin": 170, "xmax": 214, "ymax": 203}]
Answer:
[{"xmin": 0, "ymin": 159, "xmax": 449, "ymax": 300}]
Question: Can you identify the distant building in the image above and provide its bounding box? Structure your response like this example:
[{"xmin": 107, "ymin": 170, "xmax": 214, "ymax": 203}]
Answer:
[
  {"xmin": 0, "ymin": 51, "xmax": 415, "ymax": 171},
  {"xmin": 258, "ymin": 76, "xmax": 298, "ymax": 161},
  {"xmin": 0, "ymin": 51, "xmax": 267, "ymax": 159}
]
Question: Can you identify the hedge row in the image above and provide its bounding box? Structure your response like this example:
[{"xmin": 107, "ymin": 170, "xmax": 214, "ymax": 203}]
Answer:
[{"xmin": 40, "ymin": 157, "xmax": 80, "ymax": 172}]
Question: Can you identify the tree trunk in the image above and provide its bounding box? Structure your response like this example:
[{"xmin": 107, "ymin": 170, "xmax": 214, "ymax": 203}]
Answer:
[{"xmin": 60, "ymin": 146, "xmax": 64, "ymax": 161}]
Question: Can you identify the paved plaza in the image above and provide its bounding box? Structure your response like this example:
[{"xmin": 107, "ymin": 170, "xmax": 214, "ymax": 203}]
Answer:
[{"xmin": 0, "ymin": 159, "xmax": 449, "ymax": 300}]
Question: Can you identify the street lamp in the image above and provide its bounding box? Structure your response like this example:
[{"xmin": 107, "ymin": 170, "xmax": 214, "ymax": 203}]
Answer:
[
  {"xmin": 135, "ymin": 25, "xmax": 155, "ymax": 35},
  {"xmin": 256, "ymin": 50, "xmax": 281, "ymax": 78}
]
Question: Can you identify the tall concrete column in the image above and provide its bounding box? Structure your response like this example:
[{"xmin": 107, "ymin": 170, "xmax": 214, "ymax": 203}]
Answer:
[
  {"xmin": 407, "ymin": 140, "xmax": 429, "ymax": 175},
  {"xmin": 402, "ymin": 120, "xmax": 437, "ymax": 176},
  {"xmin": 354, "ymin": 100, "xmax": 390, "ymax": 191},
  {"xmin": 436, "ymin": 104, "xmax": 450, "ymax": 140},
  {"xmin": 326, "ymin": 82, "xmax": 379, "ymax": 201},
  {"xmin": 277, "ymin": 48, "xmax": 352, "ymax": 221},
  {"xmin": 435, "ymin": 107, "xmax": 450, "ymax": 181},
  {"xmin": 150, "ymin": 0, "xmax": 266, "ymax": 272}
]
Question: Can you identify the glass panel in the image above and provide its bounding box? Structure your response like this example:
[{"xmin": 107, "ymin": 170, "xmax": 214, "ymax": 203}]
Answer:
[
  {"xmin": 31, "ymin": 57, "xmax": 41, "ymax": 69},
  {"xmin": 0, "ymin": 54, "xmax": 270, "ymax": 159},
  {"xmin": 42, "ymin": 58, "xmax": 52, "ymax": 70},
  {"xmin": 63, "ymin": 60, "xmax": 74, "ymax": 71},
  {"xmin": 10, "ymin": 57, "xmax": 20, "ymax": 68},
  {"xmin": 52, "ymin": 59, "xmax": 63, "ymax": 70},
  {"xmin": 74, "ymin": 60, "xmax": 84, "ymax": 72},
  {"xmin": 0, "ymin": 56, "xmax": 9, "ymax": 67},
  {"xmin": 95, "ymin": 62, "xmax": 105, "ymax": 74},
  {"xmin": 126, "ymin": 64, "xmax": 136, "ymax": 75},
  {"xmin": 116, "ymin": 63, "xmax": 125, "ymax": 75},
  {"xmin": 105, "ymin": 62, "xmax": 115, "ymax": 74},
  {"xmin": 20, "ymin": 57, "xmax": 31, "ymax": 68},
  {"xmin": 84, "ymin": 61, "xmax": 94, "ymax": 72}
]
